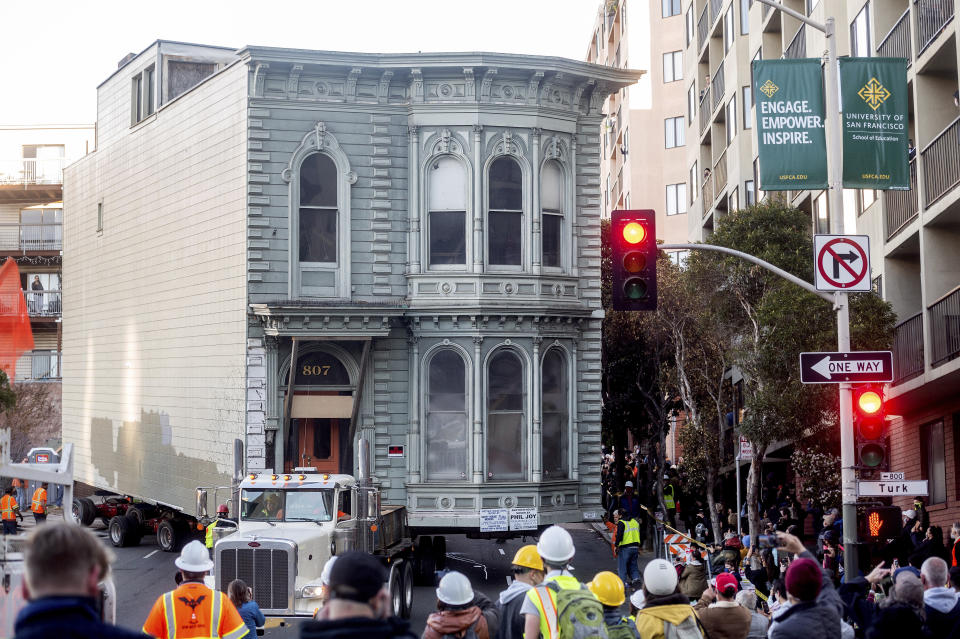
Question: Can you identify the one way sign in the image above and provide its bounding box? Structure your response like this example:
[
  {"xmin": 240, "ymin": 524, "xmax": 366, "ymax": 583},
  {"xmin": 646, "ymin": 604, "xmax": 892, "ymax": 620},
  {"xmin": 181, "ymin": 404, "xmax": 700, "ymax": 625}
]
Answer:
[{"xmin": 800, "ymin": 351, "xmax": 894, "ymax": 384}]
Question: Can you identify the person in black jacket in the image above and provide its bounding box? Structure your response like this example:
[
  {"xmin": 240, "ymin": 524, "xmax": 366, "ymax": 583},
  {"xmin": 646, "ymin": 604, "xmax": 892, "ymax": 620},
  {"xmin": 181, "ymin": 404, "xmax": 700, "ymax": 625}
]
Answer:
[
  {"xmin": 769, "ymin": 532, "xmax": 843, "ymax": 639},
  {"xmin": 866, "ymin": 571, "xmax": 931, "ymax": 639},
  {"xmin": 495, "ymin": 546, "xmax": 544, "ymax": 639},
  {"xmin": 13, "ymin": 522, "xmax": 147, "ymax": 639}
]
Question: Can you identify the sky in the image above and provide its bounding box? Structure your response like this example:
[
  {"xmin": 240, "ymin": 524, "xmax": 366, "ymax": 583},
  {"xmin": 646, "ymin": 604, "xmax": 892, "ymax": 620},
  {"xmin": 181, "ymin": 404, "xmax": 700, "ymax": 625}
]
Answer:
[{"xmin": 0, "ymin": 0, "xmax": 622, "ymax": 125}]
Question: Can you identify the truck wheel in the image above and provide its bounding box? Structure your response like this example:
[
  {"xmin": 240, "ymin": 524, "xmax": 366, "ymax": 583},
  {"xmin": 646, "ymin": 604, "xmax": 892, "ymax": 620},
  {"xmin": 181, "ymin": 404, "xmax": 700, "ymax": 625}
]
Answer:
[
  {"xmin": 157, "ymin": 520, "xmax": 182, "ymax": 552},
  {"xmin": 432, "ymin": 535, "xmax": 447, "ymax": 570},
  {"xmin": 125, "ymin": 505, "xmax": 146, "ymax": 530},
  {"xmin": 72, "ymin": 498, "xmax": 96, "ymax": 526},
  {"xmin": 388, "ymin": 564, "xmax": 402, "ymax": 618},
  {"xmin": 400, "ymin": 561, "xmax": 414, "ymax": 619},
  {"xmin": 414, "ymin": 536, "xmax": 436, "ymax": 586},
  {"xmin": 108, "ymin": 515, "xmax": 137, "ymax": 547}
]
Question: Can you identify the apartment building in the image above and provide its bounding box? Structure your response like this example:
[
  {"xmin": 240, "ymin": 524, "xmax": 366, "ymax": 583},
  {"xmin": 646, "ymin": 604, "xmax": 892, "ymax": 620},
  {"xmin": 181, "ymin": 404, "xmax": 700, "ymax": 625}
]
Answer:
[
  {"xmin": 0, "ymin": 125, "xmax": 93, "ymax": 384},
  {"xmin": 586, "ymin": 0, "xmax": 689, "ymax": 254}
]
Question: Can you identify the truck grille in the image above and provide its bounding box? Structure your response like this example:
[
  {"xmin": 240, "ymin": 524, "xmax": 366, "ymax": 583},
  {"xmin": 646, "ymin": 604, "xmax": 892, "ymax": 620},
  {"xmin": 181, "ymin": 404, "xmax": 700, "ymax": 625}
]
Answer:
[{"xmin": 219, "ymin": 547, "xmax": 291, "ymax": 610}]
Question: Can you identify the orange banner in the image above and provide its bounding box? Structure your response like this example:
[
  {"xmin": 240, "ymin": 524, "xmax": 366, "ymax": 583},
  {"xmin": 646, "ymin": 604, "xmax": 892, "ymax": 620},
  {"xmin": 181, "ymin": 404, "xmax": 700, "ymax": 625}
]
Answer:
[{"xmin": 0, "ymin": 258, "xmax": 34, "ymax": 380}]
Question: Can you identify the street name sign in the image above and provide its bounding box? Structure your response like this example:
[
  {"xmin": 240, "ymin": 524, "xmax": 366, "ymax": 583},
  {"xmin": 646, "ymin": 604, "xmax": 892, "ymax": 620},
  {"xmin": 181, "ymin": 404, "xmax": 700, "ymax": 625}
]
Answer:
[
  {"xmin": 814, "ymin": 235, "xmax": 871, "ymax": 292},
  {"xmin": 858, "ymin": 480, "xmax": 928, "ymax": 497},
  {"xmin": 799, "ymin": 350, "xmax": 893, "ymax": 384}
]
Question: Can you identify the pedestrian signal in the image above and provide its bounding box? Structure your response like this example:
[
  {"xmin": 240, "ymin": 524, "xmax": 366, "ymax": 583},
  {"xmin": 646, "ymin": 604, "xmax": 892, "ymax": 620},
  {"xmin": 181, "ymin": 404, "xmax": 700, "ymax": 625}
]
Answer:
[
  {"xmin": 859, "ymin": 506, "xmax": 902, "ymax": 540},
  {"xmin": 611, "ymin": 210, "xmax": 657, "ymax": 311}
]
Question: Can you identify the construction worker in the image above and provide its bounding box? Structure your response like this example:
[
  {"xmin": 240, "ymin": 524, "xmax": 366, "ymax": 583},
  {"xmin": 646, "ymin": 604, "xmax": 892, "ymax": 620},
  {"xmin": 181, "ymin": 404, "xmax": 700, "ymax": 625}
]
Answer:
[
  {"xmin": 1, "ymin": 486, "xmax": 21, "ymax": 535},
  {"xmin": 31, "ymin": 482, "xmax": 48, "ymax": 524},
  {"xmin": 588, "ymin": 572, "xmax": 639, "ymax": 639},
  {"xmin": 205, "ymin": 504, "xmax": 235, "ymax": 549},
  {"xmin": 496, "ymin": 545, "xmax": 545, "ymax": 639},
  {"xmin": 142, "ymin": 540, "xmax": 248, "ymax": 639},
  {"xmin": 520, "ymin": 525, "xmax": 588, "ymax": 639},
  {"xmin": 614, "ymin": 508, "xmax": 641, "ymax": 588}
]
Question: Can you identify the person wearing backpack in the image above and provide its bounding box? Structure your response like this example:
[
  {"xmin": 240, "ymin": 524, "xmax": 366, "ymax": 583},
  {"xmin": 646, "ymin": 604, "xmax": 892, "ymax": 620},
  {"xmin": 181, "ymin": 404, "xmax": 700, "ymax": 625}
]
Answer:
[
  {"xmin": 496, "ymin": 545, "xmax": 545, "ymax": 639},
  {"xmin": 520, "ymin": 525, "xmax": 607, "ymax": 639},
  {"xmin": 634, "ymin": 559, "xmax": 706, "ymax": 639},
  {"xmin": 588, "ymin": 571, "xmax": 640, "ymax": 639},
  {"xmin": 422, "ymin": 571, "xmax": 500, "ymax": 639}
]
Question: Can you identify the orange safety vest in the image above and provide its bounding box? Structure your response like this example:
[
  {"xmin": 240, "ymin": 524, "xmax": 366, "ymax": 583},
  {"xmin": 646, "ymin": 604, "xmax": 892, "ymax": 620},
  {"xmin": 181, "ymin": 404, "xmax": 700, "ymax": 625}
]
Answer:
[
  {"xmin": 31, "ymin": 488, "xmax": 46, "ymax": 514},
  {"xmin": 0, "ymin": 495, "xmax": 16, "ymax": 521},
  {"xmin": 142, "ymin": 582, "xmax": 249, "ymax": 639}
]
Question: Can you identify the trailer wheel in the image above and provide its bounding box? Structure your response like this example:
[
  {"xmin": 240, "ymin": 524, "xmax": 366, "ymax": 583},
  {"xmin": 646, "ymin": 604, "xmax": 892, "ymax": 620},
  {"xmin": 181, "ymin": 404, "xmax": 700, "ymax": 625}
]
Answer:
[
  {"xmin": 414, "ymin": 536, "xmax": 436, "ymax": 586},
  {"xmin": 157, "ymin": 520, "xmax": 186, "ymax": 552},
  {"xmin": 432, "ymin": 535, "xmax": 447, "ymax": 570},
  {"xmin": 388, "ymin": 563, "xmax": 403, "ymax": 618},
  {"xmin": 125, "ymin": 505, "xmax": 146, "ymax": 530},
  {"xmin": 400, "ymin": 561, "xmax": 414, "ymax": 619},
  {"xmin": 108, "ymin": 515, "xmax": 138, "ymax": 547},
  {"xmin": 72, "ymin": 498, "xmax": 96, "ymax": 526}
]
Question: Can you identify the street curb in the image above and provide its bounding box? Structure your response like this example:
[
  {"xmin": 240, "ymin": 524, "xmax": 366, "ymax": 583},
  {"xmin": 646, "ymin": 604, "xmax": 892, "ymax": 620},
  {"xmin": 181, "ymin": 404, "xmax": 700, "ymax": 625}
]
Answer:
[{"xmin": 590, "ymin": 521, "xmax": 613, "ymax": 544}]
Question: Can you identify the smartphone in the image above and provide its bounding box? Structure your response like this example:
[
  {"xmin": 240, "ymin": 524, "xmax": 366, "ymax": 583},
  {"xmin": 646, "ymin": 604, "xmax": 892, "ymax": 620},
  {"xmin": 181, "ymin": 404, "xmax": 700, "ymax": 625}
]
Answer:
[{"xmin": 756, "ymin": 534, "xmax": 779, "ymax": 549}]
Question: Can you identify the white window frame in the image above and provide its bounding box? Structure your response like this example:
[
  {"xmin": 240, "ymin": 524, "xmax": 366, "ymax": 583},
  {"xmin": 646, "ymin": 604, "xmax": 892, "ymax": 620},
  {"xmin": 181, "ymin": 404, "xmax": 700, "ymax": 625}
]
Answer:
[
  {"xmin": 688, "ymin": 83, "xmax": 697, "ymax": 124},
  {"xmin": 724, "ymin": 6, "xmax": 735, "ymax": 52},
  {"xmin": 485, "ymin": 148, "xmax": 529, "ymax": 272},
  {"xmin": 663, "ymin": 51, "xmax": 683, "ymax": 83},
  {"xmin": 424, "ymin": 153, "xmax": 472, "ymax": 271},
  {"xmin": 685, "ymin": 6, "xmax": 695, "ymax": 46},
  {"xmin": 540, "ymin": 346, "xmax": 573, "ymax": 480},
  {"xmin": 484, "ymin": 346, "xmax": 530, "ymax": 482},
  {"xmin": 742, "ymin": 86, "xmax": 753, "ymax": 130},
  {"xmin": 662, "ymin": 0, "xmax": 681, "ymax": 18},
  {"xmin": 726, "ymin": 96, "xmax": 738, "ymax": 144},
  {"xmin": 130, "ymin": 64, "xmax": 156, "ymax": 126},
  {"xmin": 740, "ymin": 0, "xmax": 750, "ymax": 34},
  {"xmin": 851, "ymin": 3, "xmax": 871, "ymax": 58},
  {"xmin": 690, "ymin": 161, "xmax": 698, "ymax": 205},
  {"xmin": 666, "ymin": 183, "xmax": 687, "ymax": 216},
  {"xmin": 422, "ymin": 346, "xmax": 472, "ymax": 482},
  {"xmin": 665, "ymin": 116, "xmax": 685, "ymax": 149},
  {"xmin": 540, "ymin": 158, "xmax": 568, "ymax": 272},
  {"xmin": 745, "ymin": 180, "xmax": 756, "ymax": 206}
]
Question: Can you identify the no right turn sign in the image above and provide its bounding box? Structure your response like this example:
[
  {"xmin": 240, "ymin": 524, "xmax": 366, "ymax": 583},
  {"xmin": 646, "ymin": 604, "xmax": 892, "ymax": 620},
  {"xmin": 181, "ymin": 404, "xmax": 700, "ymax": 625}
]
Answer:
[{"xmin": 814, "ymin": 235, "xmax": 871, "ymax": 292}]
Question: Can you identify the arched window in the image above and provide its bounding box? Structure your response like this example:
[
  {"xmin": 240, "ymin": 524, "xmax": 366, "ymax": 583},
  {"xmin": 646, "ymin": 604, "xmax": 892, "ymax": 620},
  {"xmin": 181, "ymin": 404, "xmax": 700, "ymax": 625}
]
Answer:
[
  {"xmin": 541, "ymin": 161, "xmax": 564, "ymax": 269},
  {"xmin": 428, "ymin": 157, "xmax": 467, "ymax": 266},
  {"xmin": 299, "ymin": 153, "xmax": 338, "ymax": 264},
  {"xmin": 541, "ymin": 349, "xmax": 569, "ymax": 479},
  {"xmin": 425, "ymin": 350, "xmax": 468, "ymax": 480},
  {"xmin": 487, "ymin": 350, "xmax": 525, "ymax": 479},
  {"xmin": 488, "ymin": 157, "xmax": 523, "ymax": 266}
]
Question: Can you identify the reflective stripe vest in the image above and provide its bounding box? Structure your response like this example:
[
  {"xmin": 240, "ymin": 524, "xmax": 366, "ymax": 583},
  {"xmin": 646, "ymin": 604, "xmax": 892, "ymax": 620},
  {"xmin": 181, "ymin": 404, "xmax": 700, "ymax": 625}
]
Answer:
[
  {"xmin": 527, "ymin": 574, "xmax": 580, "ymax": 639},
  {"xmin": 205, "ymin": 519, "xmax": 220, "ymax": 549},
  {"xmin": 664, "ymin": 484, "xmax": 676, "ymax": 509},
  {"xmin": 143, "ymin": 582, "xmax": 249, "ymax": 639},
  {"xmin": 1, "ymin": 495, "xmax": 16, "ymax": 521},
  {"xmin": 31, "ymin": 488, "xmax": 46, "ymax": 514},
  {"xmin": 619, "ymin": 518, "xmax": 640, "ymax": 546}
]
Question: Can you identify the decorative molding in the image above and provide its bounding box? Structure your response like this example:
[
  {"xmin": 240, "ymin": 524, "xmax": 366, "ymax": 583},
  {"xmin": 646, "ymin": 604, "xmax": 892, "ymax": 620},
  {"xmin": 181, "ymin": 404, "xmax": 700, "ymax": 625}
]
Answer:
[
  {"xmin": 463, "ymin": 68, "xmax": 475, "ymax": 97},
  {"xmin": 527, "ymin": 71, "xmax": 545, "ymax": 105},
  {"xmin": 252, "ymin": 62, "xmax": 269, "ymax": 98},
  {"xmin": 410, "ymin": 68, "xmax": 424, "ymax": 103},
  {"xmin": 480, "ymin": 68, "xmax": 498, "ymax": 102},
  {"xmin": 378, "ymin": 70, "xmax": 393, "ymax": 104},
  {"xmin": 345, "ymin": 67, "xmax": 362, "ymax": 102},
  {"xmin": 573, "ymin": 80, "xmax": 594, "ymax": 113},
  {"xmin": 287, "ymin": 64, "xmax": 302, "ymax": 99}
]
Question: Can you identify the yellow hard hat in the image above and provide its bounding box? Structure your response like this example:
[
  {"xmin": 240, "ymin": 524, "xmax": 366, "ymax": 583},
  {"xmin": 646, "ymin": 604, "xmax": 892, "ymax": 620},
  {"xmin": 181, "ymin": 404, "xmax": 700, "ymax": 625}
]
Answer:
[
  {"xmin": 511, "ymin": 544, "xmax": 544, "ymax": 571},
  {"xmin": 588, "ymin": 571, "xmax": 625, "ymax": 607}
]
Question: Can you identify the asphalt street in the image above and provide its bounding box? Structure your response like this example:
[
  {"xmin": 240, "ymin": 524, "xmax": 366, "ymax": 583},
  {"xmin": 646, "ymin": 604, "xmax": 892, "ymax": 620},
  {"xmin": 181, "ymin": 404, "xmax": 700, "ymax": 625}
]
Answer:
[{"xmin": 96, "ymin": 522, "xmax": 621, "ymax": 638}]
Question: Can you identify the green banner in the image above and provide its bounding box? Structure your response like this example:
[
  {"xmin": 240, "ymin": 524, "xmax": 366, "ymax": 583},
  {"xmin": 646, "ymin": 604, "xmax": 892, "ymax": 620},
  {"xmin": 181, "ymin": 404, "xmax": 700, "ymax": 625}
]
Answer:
[
  {"xmin": 840, "ymin": 58, "xmax": 909, "ymax": 190},
  {"xmin": 753, "ymin": 59, "xmax": 828, "ymax": 191}
]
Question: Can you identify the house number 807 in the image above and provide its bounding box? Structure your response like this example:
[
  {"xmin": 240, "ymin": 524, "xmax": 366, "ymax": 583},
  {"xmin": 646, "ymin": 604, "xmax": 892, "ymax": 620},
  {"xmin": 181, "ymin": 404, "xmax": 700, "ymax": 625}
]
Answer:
[{"xmin": 302, "ymin": 365, "xmax": 332, "ymax": 376}]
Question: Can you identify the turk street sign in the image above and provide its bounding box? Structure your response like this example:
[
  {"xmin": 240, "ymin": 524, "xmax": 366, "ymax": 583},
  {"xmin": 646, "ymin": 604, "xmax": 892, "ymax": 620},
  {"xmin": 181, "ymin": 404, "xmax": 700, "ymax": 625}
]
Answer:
[
  {"xmin": 799, "ymin": 351, "xmax": 893, "ymax": 384},
  {"xmin": 814, "ymin": 235, "xmax": 871, "ymax": 292},
  {"xmin": 858, "ymin": 479, "xmax": 928, "ymax": 497}
]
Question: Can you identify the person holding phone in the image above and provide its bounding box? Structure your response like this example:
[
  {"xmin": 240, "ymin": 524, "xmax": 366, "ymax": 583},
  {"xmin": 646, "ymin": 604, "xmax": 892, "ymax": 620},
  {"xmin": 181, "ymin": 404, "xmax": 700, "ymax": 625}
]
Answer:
[
  {"xmin": 693, "ymin": 572, "xmax": 751, "ymax": 639},
  {"xmin": 768, "ymin": 532, "xmax": 843, "ymax": 639}
]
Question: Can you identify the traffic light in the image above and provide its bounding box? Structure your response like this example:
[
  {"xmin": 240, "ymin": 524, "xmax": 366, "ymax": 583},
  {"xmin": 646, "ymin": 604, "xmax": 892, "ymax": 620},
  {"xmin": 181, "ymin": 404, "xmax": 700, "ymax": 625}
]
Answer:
[
  {"xmin": 854, "ymin": 384, "xmax": 887, "ymax": 476},
  {"xmin": 611, "ymin": 209, "xmax": 657, "ymax": 311},
  {"xmin": 859, "ymin": 506, "xmax": 902, "ymax": 540}
]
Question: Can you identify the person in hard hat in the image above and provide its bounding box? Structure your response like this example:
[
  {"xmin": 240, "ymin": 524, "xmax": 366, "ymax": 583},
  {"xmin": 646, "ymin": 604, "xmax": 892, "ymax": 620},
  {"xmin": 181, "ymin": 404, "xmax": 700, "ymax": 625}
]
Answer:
[
  {"xmin": 618, "ymin": 481, "xmax": 641, "ymax": 520},
  {"xmin": 520, "ymin": 525, "xmax": 588, "ymax": 639},
  {"xmin": 204, "ymin": 504, "xmax": 236, "ymax": 549},
  {"xmin": 588, "ymin": 571, "xmax": 640, "ymax": 638},
  {"xmin": 496, "ymin": 545, "xmax": 544, "ymax": 639},
  {"xmin": 1, "ymin": 486, "xmax": 21, "ymax": 534},
  {"xmin": 627, "ymin": 589, "xmax": 645, "ymax": 621},
  {"xmin": 312, "ymin": 555, "xmax": 339, "ymax": 615},
  {"xmin": 13, "ymin": 521, "xmax": 147, "ymax": 639},
  {"xmin": 614, "ymin": 508, "xmax": 642, "ymax": 588},
  {"xmin": 634, "ymin": 559, "xmax": 705, "ymax": 639},
  {"xmin": 142, "ymin": 540, "xmax": 248, "ymax": 639},
  {"xmin": 423, "ymin": 571, "xmax": 500, "ymax": 639},
  {"xmin": 30, "ymin": 483, "xmax": 48, "ymax": 525}
]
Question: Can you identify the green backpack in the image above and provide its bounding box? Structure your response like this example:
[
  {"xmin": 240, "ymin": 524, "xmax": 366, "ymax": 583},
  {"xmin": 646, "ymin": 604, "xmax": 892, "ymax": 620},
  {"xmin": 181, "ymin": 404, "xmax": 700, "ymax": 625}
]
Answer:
[
  {"xmin": 546, "ymin": 582, "xmax": 609, "ymax": 639},
  {"xmin": 605, "ymin": 617, "xmax": 639, "ymax": 639}
]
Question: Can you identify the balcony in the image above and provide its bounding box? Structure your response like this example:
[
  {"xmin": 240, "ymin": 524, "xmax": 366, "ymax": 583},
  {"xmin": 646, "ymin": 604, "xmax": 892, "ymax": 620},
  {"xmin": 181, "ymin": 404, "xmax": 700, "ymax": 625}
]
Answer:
[
  {"xmin": 711, "ymin": 61, "xmax": 725, "ymax": 114},
  {"xmin": 23, "ymin": 290, "xmax": 61, "ymax": 317},
  {"xmin": 930, "ymin": 286, "xmax": 960, "ymax": 367},
  {"xmin": 784, "ymin": 25, "xmax": 807, "ymax": 59},
  {"xmin": 709, "ymin": 0, "xmax": 722, "ymax": 25},
  {"xmin": 698, "ymin": 3, "xmax": 709, "ymax": 52},
  {"xmin": 916, "ymin": 0, "xmax": 954, "ymax": 55},
  {"xmin": 921, "ymin": 116, "xmax": 960, "ymax": 206},
  {"xmin": 14, "ymin": 351, "xmax": 61, "ymax": 383},
  {"xmin": 0, "ymin": 159, "xmax": 65, "ymax": 205},
  {"xmin": 878, "ymin": 9, "xmax": 912, "ymax": 64},
  {"xmin": 702, "ymin": 177, "xmax": 714, "ymax": 215},
  {"xmin": 699, "ymin": 86, "xmax": 712, "ymax": 134},
  {"xmin": 714, "ymin": 150, "xmax": 728, "ymax": 193},
  {"xmin": 0, "ymin": 224, "xmax": 62, "ymax": 253},
  {"xmin": 893, "ymin": 312, "xmax": 924, "ymax": 384},
  {"xmin": 884, "ymin": 159, "xmax": 918, "ymax": 240}
]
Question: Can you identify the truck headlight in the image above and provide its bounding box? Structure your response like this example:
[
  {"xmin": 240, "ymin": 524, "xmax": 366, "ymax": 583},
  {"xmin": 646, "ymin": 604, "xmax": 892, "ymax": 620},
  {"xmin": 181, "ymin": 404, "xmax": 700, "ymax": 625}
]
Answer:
[{"xmin": 300, "ymin": 584, "xmax": 324, "ymax": 599}]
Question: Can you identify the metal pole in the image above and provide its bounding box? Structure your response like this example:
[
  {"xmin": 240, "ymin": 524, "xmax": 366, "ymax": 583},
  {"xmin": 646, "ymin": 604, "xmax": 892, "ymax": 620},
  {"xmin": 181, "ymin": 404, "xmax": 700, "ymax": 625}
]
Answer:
[{"xmin": 736, "ymin": 457, "xmax": 742, "ymax": 537}]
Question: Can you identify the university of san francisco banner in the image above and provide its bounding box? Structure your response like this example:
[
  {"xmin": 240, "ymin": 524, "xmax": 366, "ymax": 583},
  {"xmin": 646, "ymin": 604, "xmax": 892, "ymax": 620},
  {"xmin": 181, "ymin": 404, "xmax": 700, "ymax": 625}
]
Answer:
[
  {"xmin": 753, "ymin": 59, "xmax": 828, "ymax": 191},
  {"xmin": 840, "ymin": 57, "xmax": 909, "ymax": 190}
]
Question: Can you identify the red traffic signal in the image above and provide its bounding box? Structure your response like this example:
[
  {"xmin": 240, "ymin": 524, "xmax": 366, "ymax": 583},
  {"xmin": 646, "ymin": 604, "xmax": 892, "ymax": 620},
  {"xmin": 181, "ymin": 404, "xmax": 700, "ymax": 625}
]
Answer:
[
  {"xmin": 854, "ymin": 385, "xmax": 887, "ymax": 473},
  {"xmin": 859, "ymin": 506, "xmax": 902, "ymax": 540},
  {"xmin": 611, "ymin": 210, "xmax": 657, "ymax": 311}
]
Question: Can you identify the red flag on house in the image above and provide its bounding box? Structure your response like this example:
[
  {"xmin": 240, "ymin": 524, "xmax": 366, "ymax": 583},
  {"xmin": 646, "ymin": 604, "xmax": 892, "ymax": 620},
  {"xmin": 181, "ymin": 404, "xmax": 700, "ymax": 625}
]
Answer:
[{"xmin": 0, "ymin": 258, "xmax": 34, "ymax": 381}]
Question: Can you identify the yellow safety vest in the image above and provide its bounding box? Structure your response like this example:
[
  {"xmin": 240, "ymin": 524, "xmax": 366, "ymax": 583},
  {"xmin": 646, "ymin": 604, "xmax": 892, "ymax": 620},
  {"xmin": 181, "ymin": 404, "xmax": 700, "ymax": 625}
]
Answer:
[
  {"xmin": 664, "ymin": 485, "xmax": 676, "ymax": 509},
  {"xmin": 526, "ymin": 574, "xmax": 580, "ymax": 639},
  {"xmin": 619, "ymin": 518, "xmax": 640, "ymax": 546},
  {"xmin": 205, "ymin": 518, "xmax": 220, "ymax": 549},
  {"xmin": 31, "ymin": 488, "xmax": 46, "ymax": 514}
]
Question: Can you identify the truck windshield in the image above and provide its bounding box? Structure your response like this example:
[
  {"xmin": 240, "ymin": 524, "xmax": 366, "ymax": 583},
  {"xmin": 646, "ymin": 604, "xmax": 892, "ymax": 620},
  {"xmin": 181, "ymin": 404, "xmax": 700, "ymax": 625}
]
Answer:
[{"xmin": 241, "ymin": 489, "xmax": 335, "ymax": 523}]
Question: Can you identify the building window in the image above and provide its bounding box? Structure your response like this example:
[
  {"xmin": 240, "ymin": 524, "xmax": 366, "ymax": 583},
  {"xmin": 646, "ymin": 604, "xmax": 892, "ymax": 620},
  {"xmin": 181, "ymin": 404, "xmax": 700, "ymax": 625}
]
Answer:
[
  {"xmin": 688, "ymin": 83, "xmax": 697, "ymax": 124},
  {"xmin": 663, "ymin": 51, "xmax": 683, "ymax": 83},
  {"xmin": 621, "ymin": 127, "xmax": 629, "ymax": 155},
  {"xmin": 690, "ymin": 161, "xmax": 698, "ymax": 204},
  {"xmin": 428, "ymin": 157, "xmax": 467, "ymax": 267},
  {"xmin": 425, "ymin": 350, "xmax": 468, "ymax": 481},
  {"xmin": 815, "ymin": 191, "xmax": 829, "ymax": 234},
  {"xmin": 871, "ymin": 274, "xmax": 882, "ymax": 297},
  {"xmin": 743, "ymin": 86, "xmax": 753, "ymax": 129},
  {"xmin": 851, "ymin": 3, "xmax": 871, "ymax": 57},
  {"xmin": 859, "ymin": 189, "xmax": 878, "ymax": 214},
  {"xmin": 686, "ymin": 6, "xmax": 695, "ymax": 46},
  {"xmin": 728, "ymin": 186, "xmax": 739, "ymax": 212},
  {"xmin": 665, "ymin": 116, "xmax": 685, "ymax": 149},
  {"xmin": 487, "ymin": 350, "xmax": 525, "ymax": 480},
  {"xmin": 726, "ymin": 96, "xmax": 738, "ymax": 144},
  {"xmin": 751, "ymin": 49, "xmax": 762, "ymax": 95},
  {"xmin": 662, "ymin": 0, "xmax": 681, "ymax": 18},
  {"xmin": 167, "ymin": 60, "xmax": 216, "ymax": 102},
  {"xmin": 741, "ymin": 0, "xmax": 750, "ymax": 34},
  {"xmin": 922, "ymin": 421, "xmax": 946, "ymax": 505},
  {"xmin": 488, "ymin": 156, "xmax": 523, "ymax": 266},
  {"xmin": 724, "ymin": 6, "xmax": 735, "ymax": 52},
  {"xmin": 667, "ymin": 250, "xmax": 689, "ymax": 266},
  {"xmin": 745, "ymin": 180, "xmax": 756, "ymax": 206},
  {"xmin": 299, "ymin": 153, "xmax": 338, "ymax": 264},
  {"xmin": 542, "ymin": 349, "xmax": 569, "ymax": 479},
  {"xmin": 131, "ymin": 65, "xmax": 155, "ymax": 125},
  {"xmin": 19, "ymin": 207, "xmax": 62, "ymax": 250},
  {"xmin": 96, "ymin": 202, "xmax": 103, "ymax": 233},
  {"xmin": 541, "ymin": 160, "xmax": 564, "ymax": 269},
  {"xmin": 666, "ymin": 183, "xmax": 687, "ymax": 215}
]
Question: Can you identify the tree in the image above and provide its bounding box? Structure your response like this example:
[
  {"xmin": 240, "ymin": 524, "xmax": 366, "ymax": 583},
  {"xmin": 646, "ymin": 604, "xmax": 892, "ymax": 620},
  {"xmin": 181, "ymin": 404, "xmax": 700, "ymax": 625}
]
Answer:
[{"xmin": 0, "ymin": 370, "xmax": 15, "ymax": 414}]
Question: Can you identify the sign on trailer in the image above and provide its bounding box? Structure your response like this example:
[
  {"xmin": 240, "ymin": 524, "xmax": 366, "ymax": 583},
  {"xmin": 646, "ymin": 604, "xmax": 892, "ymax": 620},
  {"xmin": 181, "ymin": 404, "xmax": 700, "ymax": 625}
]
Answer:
[
  {"xmin": 814, "ymin": 235, "xmax": 871, "ymax": 292},
  {"xmin": 858, "ymin": 480, "xmax": 928, "ymax": 496},
  {"xmin": 799, "ymin": 351, "xmax": 893, "ymax": 384}
]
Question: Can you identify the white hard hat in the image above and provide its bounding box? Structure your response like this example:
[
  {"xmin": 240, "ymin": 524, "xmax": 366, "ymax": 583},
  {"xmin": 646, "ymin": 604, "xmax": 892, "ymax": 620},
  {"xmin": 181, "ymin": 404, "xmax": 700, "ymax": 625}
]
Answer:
[
  {"xmin": 624, "ymin": 481, "xmax": 634, "ymax": 488},
  {"xmin": 320, "ymin": 556, "xmax": 338, "ymax": 586},
  {"xmin": 643, "ymin": 559, "xmax": 678, "ymax": 596},
  {"xmin": 537, "ymin": 525, "xmax": 575, "ymax": 564},
  {"xmin": 436, "ymin": 571, "xmax": 474, "ymax": 606},
  {"xmin": 175, "ymin": 540, "xmax": 214, "ymax": 573},
  {"xmin": 630, "ymin": 589, "xmax": 646, "ymax": 609}
]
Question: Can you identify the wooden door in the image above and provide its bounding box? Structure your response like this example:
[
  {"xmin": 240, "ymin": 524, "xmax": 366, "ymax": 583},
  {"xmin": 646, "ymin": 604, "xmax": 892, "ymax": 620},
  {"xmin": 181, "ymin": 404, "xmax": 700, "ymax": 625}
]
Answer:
[{"xmin": 293, "ymin": 418, "xmax": 340, "ymax": 473}]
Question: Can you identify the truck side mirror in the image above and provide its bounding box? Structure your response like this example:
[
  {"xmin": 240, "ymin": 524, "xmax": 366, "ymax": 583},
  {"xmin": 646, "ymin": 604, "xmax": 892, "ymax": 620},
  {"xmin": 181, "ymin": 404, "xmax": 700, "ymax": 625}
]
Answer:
[{"xmin": 196, "ymin": 489, "xmax": 208, "ymax": 519}]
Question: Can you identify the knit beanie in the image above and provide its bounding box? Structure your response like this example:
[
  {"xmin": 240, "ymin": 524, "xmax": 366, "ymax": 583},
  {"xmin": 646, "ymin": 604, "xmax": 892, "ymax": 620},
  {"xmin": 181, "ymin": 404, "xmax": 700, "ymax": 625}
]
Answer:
[{"xmin": 784, "ymin": 558, "xmax": 822, "ymax": 602}]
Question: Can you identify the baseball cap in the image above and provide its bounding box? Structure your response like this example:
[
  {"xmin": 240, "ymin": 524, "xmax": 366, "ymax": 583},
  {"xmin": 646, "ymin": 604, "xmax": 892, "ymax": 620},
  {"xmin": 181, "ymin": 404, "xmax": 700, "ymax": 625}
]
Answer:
[
  {"xmin": 715, "ymin": 572, "xmax": 738, "ymax": 595},
  {"xmin": 624, "ymin": 481, "xmax": 634, "ymax": 488},
  {"xmin": 328, "ymin": 551, "xmax": 387, "ymax": 602}
]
